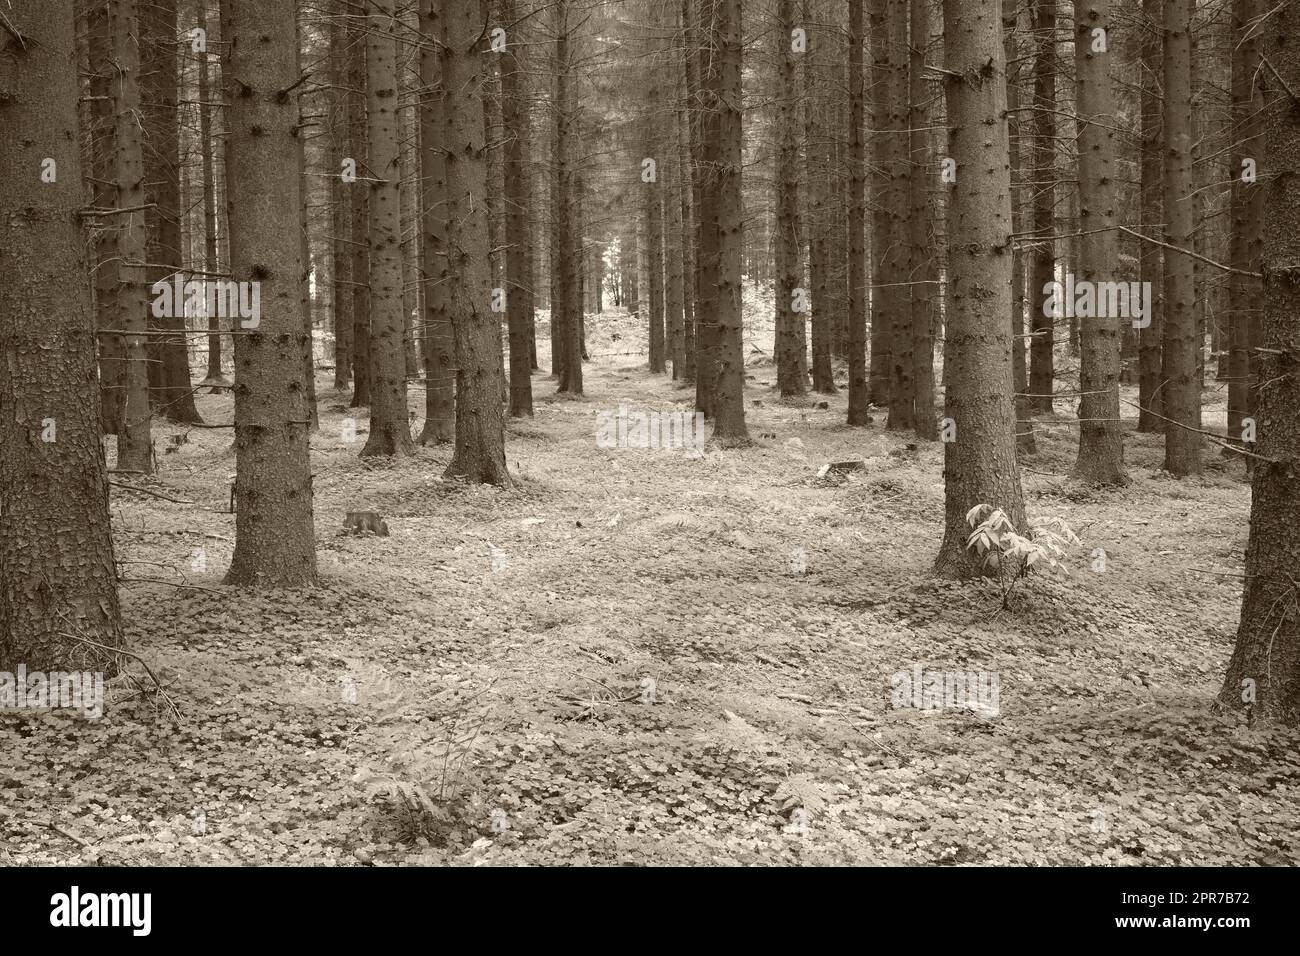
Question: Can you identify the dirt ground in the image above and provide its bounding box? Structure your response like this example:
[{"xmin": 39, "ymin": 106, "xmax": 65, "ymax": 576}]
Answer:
[{"xmin": 4, "ymin": 304, "xmax": 1298, "ymax": 866}]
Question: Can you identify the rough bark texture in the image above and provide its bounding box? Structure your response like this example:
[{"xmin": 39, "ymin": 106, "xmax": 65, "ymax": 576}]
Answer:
[
  {"xmin": 933, "ymin": 0, "xmax": 1028, "ymax": 577},
  {"xmin": 441, "ymin": 0, "xmax": 511, "ymax": 482},
  {"xmin": 910, "ymin": 0, "xmax": 936, "ymax": 439},
  {"xmin": 1161, "ymin": 0, "xmax": 1202, "ymax": 475},
  {"xmin": 1004, "ymin": 0, "xmax": 1034, "ymax": 453},
  {"xmin": 1072, "ymin": 0, "xmax": 1127, "ymax": 484},
  {"xmin": 884, "ymin": 0, "xmax": 913, "ymax": 431},
  {"xmin": 0, "ymin": 0, "xmax": 125, "ymax": 672},
  {"xmin": 221, "ymin": 0, "xmax": 318, "ymax": 586},
  {"xmin": 360, "ymin": 0, "xmax": 414, "ymax": 457},
  {"xmin": 1137, "ymin": 0, "xmax": 1163, "ymax": 431},
  {"xmin": 805, "ymin": 1, "xmax": 836, "ymax": 394},
  {"xmin": 1217, "ymin": 0, "xmax": 1300, "ymax": 724},
  {"xmin": 349, "ymin": 13, "xmax": 371, "ymax": 409}
]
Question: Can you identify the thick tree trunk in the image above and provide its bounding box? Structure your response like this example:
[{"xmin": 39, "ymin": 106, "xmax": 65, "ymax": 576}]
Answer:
[
  {"xmin": 1161, "ymin": 0, "xmax": 1202, "ymax": 475},
  {"xmin": 0, "ymin": 0, "xmax": 125, "ymax": 672},
  {"xmin": 884, "ymin": 0, "xmax": 913, "ymax": 431},
  {"xmin": 1218, "ymin": 1, "xmax": 1300, "ymax": 724},
  {"xmin": 221, "ymin": 0, "xmax": 318, "ymax": 586},
  {"xmin": 360, "ymin": 0, "xmax": 414, "ymax": 457},
  {"xmin": 554, "ymin": 1, "xmax": 583, "ymax": 395},
  {"xmin": 349, "ymin": 13, "xmax": 371, "ymax": 409},
  {"xmin": 1004, "ymin": 0, "xmax": 1034, "ymax": 453},
  {"xmin": 909, "ymin": 0, "xmax": 936, "ymax": 439},
  {"xmin": 441, "ymin": 0, "xmax": 511, "ymax": 482},
  {"xmin": 847, "ymin": 0, "xmax": 871, "ymax": 425},
  {"xmin": 1072, "ymin": 0, "xmax": 1127, "ymax": 484},
  {"xmin": 933, "ymin": 0, "xmax": 1028, "ymax": 577}
]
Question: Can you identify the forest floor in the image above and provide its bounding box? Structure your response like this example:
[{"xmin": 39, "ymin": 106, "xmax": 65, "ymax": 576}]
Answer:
[{"xmin": 4, "ymin": 303, "xmax": 1299, "ymax": 867}]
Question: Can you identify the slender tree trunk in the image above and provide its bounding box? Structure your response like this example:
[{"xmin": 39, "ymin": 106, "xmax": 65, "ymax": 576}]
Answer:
[
  {"xmin": 1028, "ymin": 0, "xmax": 1056, "ymax": 415},
  {"xmin": 331, "ymin": 0, "xmax": 354, "ymax": 391},
  {"xmin": 221, "ymin": 0, "xmax": 318, "ymax": 586},
  {"xmin": 1137, "ymin": 0, "xmax": 1163, "ymax": 431},
  {"xmin": 1218, "ymin": 0, "xmax": 1300, "ymax": 724},
  {"xmin": 112, "ymin": 0, "xmax": 155, "ymax": 474},
  {"xmin": 884, "ymin": 0, "xmax": 914, "ymax": 431},
  {"xmin": 0, "ymin": 0, "xmax": 125, "ymax": 671},
  {"xmin": 349, "ymin": 12, "xmax": 371, "ymax": 409},
  {"xmin": 360, "ymin": 0, "xmax": 414, "ymax": 456},
  {"xmin": 1227, "ymin": 0, "xmax": 1263, "ymax": 447},
  {"xmin": 1004, "ymin": 0, "xmax": 1034, "ymax": 452},
  {"xmin": 847, "ymin": 0, "xmax": 871, "ymax": 425},
  {"xmin": 502, "ymin": 0, "xmax": 534, "ymax": 417},
  {"xmin": 1072, "ymin": 0, "xmax": 1127, "ymax": 484},
  {"xmin": 805, "ymin": 0, "xmax": 836, "ymax": 393},
  {"xmin": 554, "ymin": 0, "xmax": 583, "ymax": 395},
  {"xmin": 442, "ymin": 0, "xmax": 511, "ymax": 482},
  {"xmin": 198, "ymin": 0, "xmax": 228, "ymax": 390},
  {"xmin": 1161, "ymin": 0, "xmax": 1202, "ymax": 475},
  {"xmin": 418, "ymin": 0, "xmax": 457, "ymax": 444},
  {"xmin": 933, "ymin": 0, "xmax": 1028, "ymax": 577},
  {"xmin": 774, "ymin": 0, "xmax": 806, "ymax": 398}
]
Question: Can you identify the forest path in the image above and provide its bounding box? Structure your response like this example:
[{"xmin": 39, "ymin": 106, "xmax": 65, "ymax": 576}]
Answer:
[{"xmin": 4, "ymin": 309, "xmax": 1298, "ymax": 865}]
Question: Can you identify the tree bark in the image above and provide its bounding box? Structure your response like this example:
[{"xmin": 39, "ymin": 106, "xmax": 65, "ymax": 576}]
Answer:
[
  {"xmin": 774, "ymin": 0, "xmax": 806, "ymax": 398},
  {"xmin": 502, "ymin": 0, "xmax": 534, "ymax": 417},
  {"xmin": 221, "ymin": 0, "xmax": 318, "ymax": 586},
  {"xmin": 0, "ymin": 0, "xmax": 126, "ymax": 672},
  {"xmin": 1137, "ymin": 0, "xmax": 1163, "ymax": 431},
  {"xmin": 1028, "ymin": 0, "xmax": 1056, "ymax": 415},
  {"xmin": 933, "ymin": 0, "xmax": 1028, "ymax": 577},
  {"xmin": 847, "ymin": 0, "xmax": 871, "ymax": 425}
]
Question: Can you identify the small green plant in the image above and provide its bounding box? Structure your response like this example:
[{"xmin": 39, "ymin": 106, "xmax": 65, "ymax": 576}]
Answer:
[{"xmin": 965, "ymin": 504, "xmax": 1081, "ymax": 609}]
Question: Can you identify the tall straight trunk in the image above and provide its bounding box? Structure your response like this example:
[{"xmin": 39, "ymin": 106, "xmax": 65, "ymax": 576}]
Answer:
[
  {"xmin": 0, "ymin": 0, "xmax": 125, "ymax": 671},
  {"xmin": 89, "ymin": 4, "xmax": 125, "ymax": 431},
  {"xmin": 349, "ymin": 13, "xmax": 371, "ymax": 409},
  {"xmin": 1218, "ymin": 1, "xmax": 1300, "ymax": 724},
  {"xmin": 360, "ymin": 0, "xmax": 414, "ymax": 456},
  {"xmin": 697, "ymin": 0, "xmax": 746, "ymax": 438},
  {"xmin": 1137, "ymin": 0, "xmax": 1163, "ymax": 431},
  {"xmin": 847, "ymin": 0, "xmax": 871, "ymax": 424},
  {"xmin": 664, "ymin": 104, "xmax": 687, "ymax": 379},
  {"xmin": 1004, "ymin": 0, "xmax": 1034, "ymax": 452},
  {"xmin": 910, "ymin": 0, "xmax": 936, "ymax": 439},
  {"xmin": 502, "ymin": 0, "xmax": 534, "ymax": 417},
  {"xmin": 112, "ymin": 0, "xmax": 154, "ymax": 474},
  {"xmin": 688, "ymin": 0, "xmax": 717, "ymax": 418},
  {"xmin": 142, "ymin": 0, "xmax": 202, "ymax": 425},
  {"xmin": 676, "ymin": 46, "xmax": 697, "ymax": 385},
  {"xmin": 295, "ymin": 9, "xmax": 319, "ymax": 432},
  {"xmin": 645, "ymin": 137, "xmax": 667, "ymax": 373},
  {"xmin": 1028, "ymin": 0, "xmax": 1056, "ymax": 414},
  {"xmin": 331, "ymin": 0, "xmax": 354, "ymax": 391},
  {"xmin": 805, "ymin": 0, "xmax": 836, "ymax": 393},
  {"xmin": 774, "ymin": 0, "xmax": 806, "ymax": 397},
  {"xmin": 198, "ymin": 0, "xmax": 227, "ymax": 389},
  {"xmin": 418, "ymin": 0, "xmax": 456, "ymax": 443},
  {"xmin": 221, "ymin": 0, "xmax": 318, "ymax": 586},
  {"xmin": 442, "ymin": 0, "xmax": 511, "ymax": 481},
  {"xmin": 884, "ymin": 0, "xmax": 913, "ymax": 430},
  {"xmin": 1227, "ymin": 0, "xmax": 1264, "ymax": 445},
  {"xmin": 1072, "ymin": 0, "xmax": 1127, "ymax": 484},
  {"xmin": 1161, "ymin": 0, "xmax": 1202, "ymax": 475},
  {"xmin": 934, "ymin": 0, "xmax": 1027, "ymax": 577},
  {"xmin": 866, "ymin": 0, "xmax": 890, "ymax": 406},
  {"xmin": 554, "ymin": 0, "xmax": 582, "ymax": 394}
]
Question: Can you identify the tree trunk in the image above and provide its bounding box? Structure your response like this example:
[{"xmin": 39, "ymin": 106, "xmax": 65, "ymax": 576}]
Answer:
[
  {"xmin": 112, "ymin": 0, "xmax": 155, "ymax": 474},
  {"xmin": 221, "ymin": 0, "xmax": 318, "ymax": 586},
  {"xmin": 774, "ymin": 0, "xmax": 806, "ymax": 398},
  {"xmin": 805, "ymin": 1, "xmax": 836, "ymax": 394},
  {"xmin": 198, "ymin": 0, "xmax": 228, "ymax": 390},
  {"xmin": 1072, "ymin": 0, "xmax": 1127, "ymax": 484},
  {"xmin": 1161, "ymin": 0, "xmax": 1202, "ymax": 475},
  {"xmin": 502, "ymin": 0, "xmax": 534, "ymax": 417},
  {"xmin": 1028, "ymin": 0, "xmax": 1056, "ymax": 415},
  {"xmin": 0, "ymin": 0, "xmax": 125, "ymax": 672},
  {"xmin": 418, "ymin": 0, "xmax": 457, "ymax": 444},
  {"xmin": 441, "ymin": 0, "xmax": 511, "ymax": 482},
  {"xmin": 1003, "ymin": 0, "xmax": 1034, "ymax": 453},
  {"xmin": 360, "ymin": 0, "xmax": 414, "ymax": 456},
  {"xmin": 1227, "ymin": 0, "xmax": 1263, "ymax": 447},
  {"xmin": 1137, "ymin": 0, "xmax": 1163, "ymax": 431},
  {"xmin": 847, "ymin": 0, "xmax": 871, "ymax": 425},
  {"xmin": 349, "ymin": 12, "xmax": 371, "ymax": 409},
  {"xmin": 933, "ymin": 0, "xmax": 1028, "ymax": 577},
  {"xmin": 1218, "ymin": 0, "xmax": 1300, "ymax": 724},
  {"xmin": 884, "ymin": 0, "xmax": 913, "ymax": 431},
  {"xmin": 331, "ymin": 0, "xmax": 354, "ymax": 391}
]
